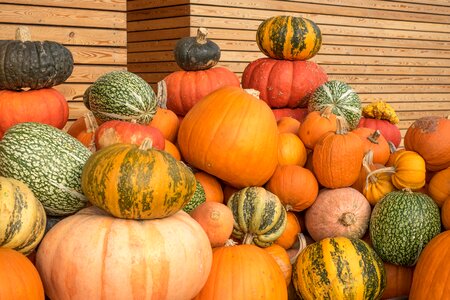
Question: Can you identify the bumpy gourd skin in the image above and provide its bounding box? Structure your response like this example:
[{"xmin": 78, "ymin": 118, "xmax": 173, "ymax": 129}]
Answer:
[{"xmin": 0, "ymin": 40, "xmax": 74, "ymax": 90}]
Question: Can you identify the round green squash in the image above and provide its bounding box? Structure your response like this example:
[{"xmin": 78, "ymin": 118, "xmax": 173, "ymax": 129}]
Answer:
[
  {"xmin": 256, "ymin": 15, "xmax": 322, "ymax": 61},
  {"xmin": 86, "ymin": 70, "xmax": 158, "ymax": 124},
  {"xmin": 81, "ymin": 139, "xmax": 196, "ymax": 220},
  {"xmin": 0, "ymin": 122, "xmax": 92, "ymax": 216},
  {"xmin": 369, "ymin": 190, "xmax": 441, "ymax": 266},
  {"xmin": 293, "ymin": 237, "xmax": 386, "ymax": 299},
  {"xmin": 227, "ymin": 186, "xmax": 287, "ymax": 247},
  {"xmin": 183, "ymin": 180, "xmax": 206, "ymax": 214},
  {"xmin": 0, "ymin": 177, "xmax": 46, "ymax": 255},
  {"xmin": 308, "ymin": 80, "xmax": 362, "ymax": 129}
]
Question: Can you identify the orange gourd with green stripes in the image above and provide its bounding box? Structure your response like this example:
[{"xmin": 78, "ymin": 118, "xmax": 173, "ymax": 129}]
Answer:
[
  {"xmin": 81, "ymin": 139, "xmax": 196, "ymax": 219},
  {"xmin": 256, "ymin": 15, "xmax": 322, "ymax": 61},
  {"xmin": 293, "ymin": 237, "xmax": 386, "ymax": 299}
]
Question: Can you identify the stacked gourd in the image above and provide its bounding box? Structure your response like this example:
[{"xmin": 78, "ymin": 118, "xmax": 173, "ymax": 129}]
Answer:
[{"xmin": 241, "ymin": 15, "xmax": 328, "ymax": 121}]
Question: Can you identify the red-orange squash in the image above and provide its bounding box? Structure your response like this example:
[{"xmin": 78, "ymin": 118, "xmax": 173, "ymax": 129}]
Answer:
[
  {"xmin": 381, "ymin": 263, "xmax": 414, "ymax": 300},
  {"xmin": 178, "ymin": 86, "xmax": 279, "ymax": 188},
  {"xmin": 193, "ymin": 243, "xmax": 287, "ymax": 300},
  {"xmin": 0, "ymin": 248, "xmax": 44, "ymax": 300},
  {"xmin": 36, "ymin": 206, "xmax": 212, "ymax": 300},
  {"xmin": 427, "ymin": 167, "xmax": 450, "ymax": 207}
]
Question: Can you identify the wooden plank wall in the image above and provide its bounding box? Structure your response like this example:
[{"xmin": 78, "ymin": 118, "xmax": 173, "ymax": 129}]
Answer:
[
  {"xmin": 128, "ymin": 0, "xmax": 450, "ymax": 140},
  {"xmin": 0, "ymin": 0, "xmax": 128, "ymax": 126}
]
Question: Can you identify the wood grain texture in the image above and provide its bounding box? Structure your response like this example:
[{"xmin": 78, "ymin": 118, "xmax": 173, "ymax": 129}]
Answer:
[{"xmin": 0, "ymin": 0, "xmax": 126, "ymax": 11}]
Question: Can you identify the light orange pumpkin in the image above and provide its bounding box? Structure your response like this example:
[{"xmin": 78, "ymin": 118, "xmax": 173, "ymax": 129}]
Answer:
[
  {"xmin": 277, "ymin": 116, "xmax": 301, "ymax": 134},
  {"xmin": 381, "ymin": 263, "xmax": 414, "ymax": 300},
  {"xmin": 298, "ymin": 107, "xmax": 337, "ymax": 149},
  {"xmin": 193, "ymin": 243, "xmax": 287, "ymax": 300},
  {"xmin": 265, "ymin": 165, "xmax": 318, "ymax": 212},
  {"xmin": 305, "ymin": 187, "xmax": 372, "ymax": 241},
  {"xmin": 178, "ymin": 87, "xmax": 279, "ymax": 188},
  {"xmin": 352, "ymin": 127, "xmax": 390, "ymax": 165},
  {"xmin": 441, "ymin": 198, "xmax": 450, "ymax": 230},
  {"xmin": 190, "ymin": 202, "xmax": 234, "ymax": 248},
  {"xmin": 264, "ymin": 244, "xmax": 292, "ymax": 286},
  {"xmin": 0, "ymin": 248, "xmax": 44, "ymax": 300},
  {"xmin": 427, "ymin": 167, "xmax": 450, "ymax": 207},
  {"xmin": 36, "ymin": 206, "xmax": 212, "ymax": 300},
  {"xmin": 278, "ymin": 133, "xmax": 307, "ymax": 166},
  {"xmin": 66, "ymin": 111, "xmax": 98, "ymax": 152},
  {"xmin": 164, "ymin": 139, "xmax": 181, "ymax": 160},
  {"xmin": 404, "ymin": 115, "xmax": 450, "ymax": 171},
  {"xmin": 351, "ymin": 150, "xmax": 384, "ymax": 193},
  {"xmin": 275, "ymin": 211, "xmax": 302, "ymax": 249},
  {"xmin": 194, "ymin": 171, "xmax": 224, "ymax": 203},
  {"xmin": 409, "ymin": 231, "xmax": 450, "ymax": 299}
]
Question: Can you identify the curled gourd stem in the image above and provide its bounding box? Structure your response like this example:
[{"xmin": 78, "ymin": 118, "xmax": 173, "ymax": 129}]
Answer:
[
  {"xmin": 289, "ymin": 233, "xmax": 307, "ymax": 265},
  {"xmin": 365, "ymin": 166, "xmax": 396, "ymax": 188},
  {"xmin": 139, "ymin": 138, "xmax": 153, "ymax": 150},
  {"xmin": 156, "ymin": 80, "xmax": 168, "ymax": 109},
  {"xmin": 16, "ymin": 26, "xmax": 31, "ymax": 42},
  {"xmin": 225, "ymin": 239, "xmax": 238, "ymax": 247},
  {"xmin": 196, "ymin": 27, "xmax": 208, "ymax": 44}
]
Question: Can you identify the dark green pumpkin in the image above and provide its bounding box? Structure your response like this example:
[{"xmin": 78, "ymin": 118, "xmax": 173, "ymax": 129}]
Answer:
[
  {"xmin": 0, "ymin": 26, "xmax": 73, "ymax": 90},
  {"xmin": 174, "ymin": 27, "xmax": 221, "ymax": 71},
  {"xmin": 183, "ymin": 180, "xmax": 206, "ymax": 214},
  {"xmin": 256, "ymin": 15, "xmax": 322, "ymax": 61}
]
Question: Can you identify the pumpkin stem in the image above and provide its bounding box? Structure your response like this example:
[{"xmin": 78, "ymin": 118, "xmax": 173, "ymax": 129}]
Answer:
[
  {"xmin": 320, "ymin": 106, "xmax": 334, "ymax": 118},
  {"xmin": 72, "ymin": 95, "xmax": 84, "ymax": 100},
  {"xmin": 335, "ymin": 116, "xmax": 350, "ymax": 135},
  {"xmin": 139, "ymin": 138, "xmax": 153, "ymax": 150},
  {"xmin": 388, "ymin": 141, "xmax": 397, "ymax": 154},
  {"xmin": 156, "ymin": 80, "xmax": 168, "ymax": 109},
  {"xmin": 15, "ymin": 26, "xmax": 32, "ymax": 42},
  {"xmin": 362, "ymin": 150, "xmax": 374, "ymax": 174},
  {"xmin": 365, "ymin": 166, "xmax": 396, "ymax": 188},
  {"xmin": 224, "ymin": 239, "xmax": 238, "ymax": 247},
  {"xmin": 339, "ymin": 212, "xmax": 356, "ymax": 226},
  {"xmin": 285, "ymin": 204, "xmax": 293, "ymax": 211},
  {"xmin": 242, "ymin": 233, "xmax": 254, "ymax": 245},
  {"xmin": 196, "ymin": 27, "xmax": 209, "ymax": 44},
  {"xmin": 289, "ymin": 233, "xmax": 307, "ymax": 265},
  {"xmin": 367, "ymin": 130, "xmax": 381, "ymax": 144},
  {"xmin": 244, "ymin": 89, "xmax": 260, "ymax": 99},
  {"xmin": 84, "ymin": 111, "xmax": 99, "ymax": 153}
]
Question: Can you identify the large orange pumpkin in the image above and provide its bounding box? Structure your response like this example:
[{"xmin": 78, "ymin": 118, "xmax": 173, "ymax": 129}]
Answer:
[
  {"xmin": 404, "ymin": 115, "xmax": 450, "ymax": 171},
  {"xmin": 193, "ymin": 243, "xmax": 287, "ymax": 300},
  {"xmin": 409, "ymin": 231, "xmax": 450, "ymax": 299},
  {"xmin": 36, "ymin": 206, "xmax": 212, "ymax": 300},
  {"xmin": 0, "ymin": 248, "xmax": 44, "ymax": 300},
  {"xmin": 178, "ymin": 87, "xmax": 279, "ymax": 188}
]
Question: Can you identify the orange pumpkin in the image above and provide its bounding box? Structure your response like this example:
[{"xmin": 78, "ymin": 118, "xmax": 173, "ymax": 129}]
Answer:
[
  {"xmin": 0, "ymin": 248, "xmax": 44, "ymax": 300},
  {"xmin": 194, "ymin": 171, "xmax": 224, "ymax": 203},
  {"xmin": 277, "ymin": 116, "xmax": 301, "ymax": 134},
  {"xmin": 178, "ymin": 87, "xmax": 279, "ymax": 188},
  {"xmin": 352, "ymin": 127, "xmax": 390, "ymax": 165},
  {"xmin": 278, "ymin": 133, "xmax": 307, "ymax": 166},
  {"xmin": 190, "ymin": 202, "xmax": 234, "ymax": 248},
  {"xmin": 298, "ymin": 107, "xmax": 337, "ymax": 149},
  {"xmin": 382, "ymin": 263, "xmax": 414, "ymax": 300},
  {"xmin": 312, "ymin": 118, "xmax": 364, "ymax": 188},
  {"xmin": 409, "ymin": 231, "xmax": 450, "ymax": 299},
  {"xmin": 427, "ymin": 167, "xmax": 450, "ymax": 207},
  {"xmin": 66, "ymin": 111, "xmax": 99, "ymax": 152},
  {"xmin": 404, "ymin": 115, "xmax": 450, "ymax": 171},
  {"xmin": 275, "ymin": 211, "xmax": 302, "ymax": 249},
  {"xmin": 265, "ymin": 165, "xmax": 318, "ymax": 212},
  {"xmin": 193, "ymin": 243, "xmax": 287, "ymax": 300},
  {"xmin": 441, "ymin": 198, "xmax": 450, "ymax": 230},
  {"xmin": 222, "ymin": 185, "xmax": 239, "ymax": 205},
  {"xmin": 264, "ymin": 244, "xmax": 292, "ymax": 286},
  {"xmin": 164, "ymin": 139, "xmax": 181, "ymax": 160}
]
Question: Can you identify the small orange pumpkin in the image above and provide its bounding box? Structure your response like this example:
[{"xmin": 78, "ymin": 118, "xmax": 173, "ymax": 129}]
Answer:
[
  {"xmin": 275, "ymin": 211, "xmax": 302, "ymax": 249},
  {"xmin": 194, "ymin": 171, "xmax": 224, "ymax": 203},
  {"xmin": 278, "ymin": 133, "xmax": 307, "ymax": 166},
  {"xmin": 277, "ymin": 116, "xmax": 301, "ymax": 134},
  {"xmin": 427, "ymin": 167, "xmax": 450, "ymax": 207},
  {"xmin": 164, "ymin": 139, "xmax": 181, "ymax": 160},
  {"xmin": 298, "ymin": 107, "xmax": 337, "ymax": 149},
  {"xmin": 352, "ymin": 127, "xmax": 390, "ymax": 165},
  {"xmin": 66, "ymin": 111, "xmax": 99, "ymax": 152}
]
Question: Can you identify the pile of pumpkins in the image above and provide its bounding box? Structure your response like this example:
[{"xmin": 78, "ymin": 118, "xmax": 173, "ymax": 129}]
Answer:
[{"xmin": 1, "ymin": 16, "xmax": 450, "ymax": 300}]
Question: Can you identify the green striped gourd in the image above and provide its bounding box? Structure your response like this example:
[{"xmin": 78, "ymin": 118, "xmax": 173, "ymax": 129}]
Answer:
[
  {"xmin": 0, "ymin": 177, "xmax": 46, "ymax": 255},
  {"xmin": 0, "ymin": 123, "xmax": 92, "ymax": 216},
  {"xmin": 370, "ymin": 190, "xmax": 441, "ymax": 266},
  {"xmin": 256, "ymin": 15, "xmax": 322, "ymax": 61},
  {"xmin": 293, "ymin": 237, "xmax": 386, "ymax": 299},
  {"xmin": 81, "ymin": 139, "xmax": 196, "ymax": 220},
  {"xmin": 227, "ymin": 186, "xmax": 287, "ymax": 247},
  {"xmin": 86, "ymin": 70, "xmax": 158, "ymax": 124},
  {"xmin": 183, "ymin": 181, "xmax": 206, "ymax": 214},
  {"xmin": 309, "ymin": 80, "xmax": 362, "ymax": 129}
]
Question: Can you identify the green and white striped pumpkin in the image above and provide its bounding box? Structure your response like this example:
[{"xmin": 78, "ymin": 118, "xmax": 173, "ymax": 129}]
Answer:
[
  {"xmin": 86, "ymin": 70, "xmax": 158, "ymax": 124},
  {"xmin": 227, "ymin": 186, "xmax": 287, "ymax": 247},
  {"xmin": 0, "ymin": 177, "xmax": 46, "ymax": 255},
  {"xmin": 0, "ymin": 122, "xmax": 92, "ymax": 216},
  {"xmin": 293, "ymin": 237, "xmax": 386, "ymax": 299},
  {"xmin": 370, "ymin": 190, "xmax": 441, "ymax": 266},
  {"xmin": 308, "ymin": 80, "xmax": 362, "ymax": 129}
]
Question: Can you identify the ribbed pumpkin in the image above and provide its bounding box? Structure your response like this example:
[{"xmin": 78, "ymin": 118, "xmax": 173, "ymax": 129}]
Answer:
[
  {"xmin": 298, "ymin": 108, "xmax": 337, "ymax": 149},
  {"xmin": 241, "ymin": 58, "xmax": 328, "ymax": 108},
  {"xmin": 265, "ymin": 165, "xmax": 318, "ymax": 212},
  {"xmin": 256, "ymin": 15, "xmax": 322, "ymax": 61},
  {"xmin": 352, "ymin": 127, "xmax": 390, "ymax": 165},
  {"xmin": 0, "ymin": 177, "xmax": 46, "ymax": 255},
  {"xmin": 357, "ymin": 117, "xmax": 402, "ymax": 148},
  {"xmin": 277, "ymin": 133, "xmax": 307, "ymax": 166},
  {"xmin": 227, "ymin": 187, "xmax": 287, "ymax": 247},
  {"xmin": 0, "ymin": 248, "xmax": 45, "ymax": 300},
  {"xmin": 36, "ymin": 206, "xmax": 212, "ymax": 300},
  {"xmin": 178, "ymin": 87, "xmax": 279, "ymax": 188},
  {"xmin": 193, "ymin": 243, "xmax": 288, "ymax": 300},
  {"xmin": 0, "ymin": 26, "xmax": 73, "ymax": 90},
  {"xmin": 309, "ymin": 80, "xmax": 362, "ymax": 130},
  {"xmin": 0, "ymin": 88, "xmax": 69, "ymax": 138},
  {"xmin": 312, "ymin": 118, "xmax": 365, "ymax": 188},
  {"xmin": 293, "ymin": 237, "xmax": 386, "ymax": 299},
  {"xmin": 370, "ymin": 190, "xmax": 441, "ymax": 266},
  {"xmin": 305, "ymin": 187, "xmax": 372, "ymax": 242},
  {"xmin": 66, "ymin": 111, "xmax": 98, "ymax": 152},
  {"xmin": 164, "ymin": 67, "xmax": 240, "ymax": 116},
  {"xmin": 404, "ymin": 115, "xmax": 450, "ymax": 171},
  {"xmin": 81, "ymin": 139, "xmax": 196, "ymax": 219},
  {"xmin": 409, "ymin": 231, "xmax": 450, "ymax": 299},
  {"xmin": 427, "ymin": 167, "xmax": 450, "ymax": 207},
  {"xmin": 382, "ymin": 263, "xmax": 414, "ymax": 300}
]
